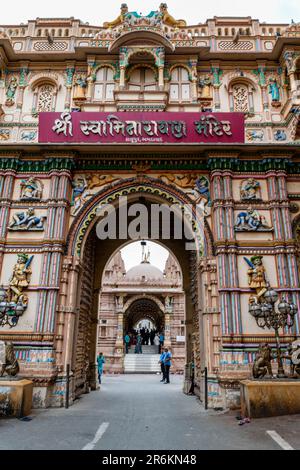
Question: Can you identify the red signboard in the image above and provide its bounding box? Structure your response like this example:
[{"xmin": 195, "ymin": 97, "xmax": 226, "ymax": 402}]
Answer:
[{"xmin": 38, "ymin": 112, "xmax": 245, "ymax": 144}]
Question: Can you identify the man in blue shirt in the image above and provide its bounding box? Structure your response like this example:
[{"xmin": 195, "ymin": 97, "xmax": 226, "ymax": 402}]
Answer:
[
  {"xmin": 159, "ymin": 350, "xmax": 166, "ymax": 382},
  {"xmin": 124, "ymin": 333, "xmax": 130, "ymax": 354},
  {"xmin": 163, "ymin": 348, "xmax": 172, "ymax": 384}
]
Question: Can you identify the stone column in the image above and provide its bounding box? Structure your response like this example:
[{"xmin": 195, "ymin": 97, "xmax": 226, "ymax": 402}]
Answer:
[
  {"xmin": 164, "ymin": 312, "xmax": 171, "ymax": 347},
  {"xmin": 64, "ymin": 62, "xmax": 75, "ymax": 110},
  {"xmin": 119, "ymin": 67, "xmax": 126, "ymax": 90},
  {"xmin": 158, "ymin": 66, "xmax": 164, "ymax": 90}
]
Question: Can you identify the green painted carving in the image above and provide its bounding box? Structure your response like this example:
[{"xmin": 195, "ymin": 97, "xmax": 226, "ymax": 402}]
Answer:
[
  {"xmin": 65, "ymin": 67, "xmax": 75, "ymax": 88},
  {"xmin": 19, "ymin": 67, "xmax": 29, "ymax": 88},
  {"xmin": 253, "ymin": 67, "xmax": 266, "ymax": 87},
  {"xmin": 211, "ymin": 67, "xmax": 222, "ymax": 86}
]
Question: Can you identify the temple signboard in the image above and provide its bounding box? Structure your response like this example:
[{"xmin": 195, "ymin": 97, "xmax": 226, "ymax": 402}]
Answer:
[{"xmin": 38, "ymin": 112, "xmax": 245, "ymax": 144}]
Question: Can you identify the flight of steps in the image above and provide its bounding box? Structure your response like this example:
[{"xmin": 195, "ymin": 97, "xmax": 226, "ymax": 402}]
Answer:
[{"xmin": 124, "ymin": 345, "xmax": 161, "ymax": 373}]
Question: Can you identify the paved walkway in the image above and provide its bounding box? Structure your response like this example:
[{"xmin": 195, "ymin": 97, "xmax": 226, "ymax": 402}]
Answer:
[{"xmin": 0, "ymin": 374, "xmax": 299, "ymax": 450}]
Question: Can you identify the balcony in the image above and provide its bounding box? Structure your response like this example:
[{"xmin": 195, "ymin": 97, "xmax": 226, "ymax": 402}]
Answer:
[{"xmin": 114, "ymin": 89, "xmax": 168, "ymax": 112}]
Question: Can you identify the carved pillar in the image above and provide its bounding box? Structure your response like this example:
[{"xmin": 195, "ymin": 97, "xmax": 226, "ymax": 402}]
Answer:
[
  {"xmin": 119, "ymin": 67, "xmax": 126, "ymax": 90},
  {"xmin": 164, "ymin": 312, "xmax": 171, "ymax": 347},
  {"xmin": 64, "ymin": 62, "xmax": 75, "ymax": 110},
  {"xmin": 16, "ymin": 64, "xmax": 29, "ymax": 110},
  {"xmin": 86, "ymin": 56, "xmax": 95, "ymax": 100},
  {"xmin": 267, "ymin": 169, "xmax": 300, "ymax": 333},
  {"xmin": 0, "ymin": 169, "xmax": 15, "ymax": 275},
  {"xmin": 211, "ymin": 64, "xmax": 221, "ymax": 109},
  {"xmin": 158, "ymin": 66, "xmax": 164, "ymax": 90}
]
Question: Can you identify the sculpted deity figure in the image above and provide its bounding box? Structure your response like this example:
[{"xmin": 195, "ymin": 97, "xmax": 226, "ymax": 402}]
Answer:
[
  {"xmin": 199, "ymin": 76, "xmax": 213, "ymax": 99},
  {"xmin": 9, "ymin": 208, "xmax": 45, "ymax": 231},
  {"xmin": 103, "ymin": 3, "xmax": 129, "ymax": 28},
  {"xmin": 6, "ymin": 254, "xmax": 33, "ymax": 304},
  {"xmin": 234, "ymin": 207, "xmax": 272, "ymax": 231},
  {"xmin": 73, "ymin": 74, "xmax": 87, "ymax": 101},
  {"xmin": 71, "ymin": 177, "xmax": 91, "ymax": 216},
  {"xmin": 268, "ymin": 78, "xmax": 280, "ymax": 102},
  {"xmin": 20, "ymin": 177, "xmax": 42, "ymax": 200},
  {"xmin": 246, "ymin": 255, "xmax": 268, "ymax": 301},
  {"xmin": 286, "ymin": 341, "xmax": 300, "ymax": 377},
  {"xmin": 5, "ymin": 76, "xmax": 18, "ymax": 106},
  {"xmin": 159, "ymin": 3, "xmax": 186, "ymax": 27},
  {"xmin": 0, "ymin": 341, "xmax": 20, "ymax": 377},
  {"xmin": 240, "ymin": 178, "xmax": 261, "ymax": 200}
]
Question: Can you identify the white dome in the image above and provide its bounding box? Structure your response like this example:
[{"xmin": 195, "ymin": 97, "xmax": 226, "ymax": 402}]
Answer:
[{"xmin": 124, "ymin": 262, "xmax": 164, "ymax": 281}]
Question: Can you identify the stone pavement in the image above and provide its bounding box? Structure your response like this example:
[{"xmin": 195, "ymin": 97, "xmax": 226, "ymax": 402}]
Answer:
[{"xmin": 0, "ymin": 374, "xmax": 299, "ymax": 450}]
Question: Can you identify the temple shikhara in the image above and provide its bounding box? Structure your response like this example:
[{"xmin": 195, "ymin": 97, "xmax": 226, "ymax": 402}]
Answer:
[{"xmin": 0, "ymin": 3, "xmax": 300, "ymax": 409}]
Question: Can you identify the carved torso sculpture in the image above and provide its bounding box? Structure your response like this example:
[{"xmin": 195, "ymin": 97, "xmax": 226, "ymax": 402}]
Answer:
[{"xmin": 0, "ymin": 341, "xmax": 19, "ymax": 377}]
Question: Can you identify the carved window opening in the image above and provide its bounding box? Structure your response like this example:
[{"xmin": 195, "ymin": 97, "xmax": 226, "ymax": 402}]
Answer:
[
  {"xmin": 127, "ymin": 67, "xmax": 157, "ymax": 92},
  {"xmin": 36, "ymin": 84, "xmax": 55, "ymax": 112},
  {"xmin": 169, "ymin": 67, "xmax": 191, "ymax": 102},
  {"xmin": 229, "ymin": 82, "xmax": 255, "ymax": 113},
  {"xmin": 94, "ymin": 67, "xmax": 115, "ymax": 101}
]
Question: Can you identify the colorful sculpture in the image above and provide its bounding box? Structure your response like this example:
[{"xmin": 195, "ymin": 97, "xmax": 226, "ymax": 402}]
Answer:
[
  {"xmin": 268, "ymin": 78, "xmax": 280, "ymax": 102},
  {"xmin": 9, "ymin": 208, "xmax": 45, "ymax": 231},
  {"xmin": 194, "ymin": 176, "xmax": 211, "ymax": 206},
  {"xmin": 199, "ymin": 76, "xmax": 213, "ymax": 99},
  {"xmin": 71, "ymin": 177, "xmax": 90, "ymax": 216},
  {"xmin": 159, "ymin": 3, "xmax": 186, "ymax": 27},
  {"xmin": 234, "ymin": 208, "xmax": 272, "ymax": 231},
  {"xmin": 5, "ymin": 77, "xmax": 18, "ymax": 106},
  {"xmin": 274, "ymin": 130, "xmax": 287, "ymax": 141},
  {"xmin": 244, "ymin": 255, "xmax": 268, "ymax": 302},
  {"xmin": 20, "ymin": 177, "xmax": 42, "ymax": 201},
  {"xmin": 7, "ymin": 254, "xmax": 33, "ymax": 304},
  {"xmin": 240, "ymin": 178, "xmax": 261, "ymax": 200},
  {"xmin": 103, "ymin": 3, "xmax": 129, "ymax": 28},
  {"xmin": 73, "ymin": 74, "xmax": 87, "ymax": 102}
]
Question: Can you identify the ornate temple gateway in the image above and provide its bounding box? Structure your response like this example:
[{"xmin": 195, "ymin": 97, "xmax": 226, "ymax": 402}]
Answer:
[{"xmin": 0, "ymin": 4, "xmax": 300, "ymax": 409}]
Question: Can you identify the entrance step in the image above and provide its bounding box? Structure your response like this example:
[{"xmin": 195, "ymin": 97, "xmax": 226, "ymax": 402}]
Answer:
[
  {"xmin": 128, "ymin": 345, "xmax": 159, "ymax": 354},
  {"xmin": 124, "ymin": 354, "xmax": 161, "ymax": 373}
]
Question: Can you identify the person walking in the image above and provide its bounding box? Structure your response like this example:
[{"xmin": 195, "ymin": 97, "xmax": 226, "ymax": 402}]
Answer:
[
  {"xmin": 124, "ymin": 333, "xmax": 130, "ymax": 354},
  {"xmin": 159, "ymin": 349, "xmax": 166, "ymax": 382},
  {"xmin": 97, "ymin": 352, "xmax": 106, "ymax": 384},
  {"xmin": 163, "ymin": 348, "xmax": 172, "ymax": 384}
]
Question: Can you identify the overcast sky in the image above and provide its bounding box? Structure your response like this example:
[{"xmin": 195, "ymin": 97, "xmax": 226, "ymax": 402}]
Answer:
[
  {"xmin": 1, "ymin": 0, "xmax": 299, "ymax": 25},
  {"xmin": 121, "ymin": 241, "xmax": 169, "ymax": 271}
]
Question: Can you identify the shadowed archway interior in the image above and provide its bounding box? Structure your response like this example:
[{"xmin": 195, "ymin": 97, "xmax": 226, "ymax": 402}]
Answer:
[{"xmin": 125, "ymin": 298, "xmax": 164, "ymax": 332}]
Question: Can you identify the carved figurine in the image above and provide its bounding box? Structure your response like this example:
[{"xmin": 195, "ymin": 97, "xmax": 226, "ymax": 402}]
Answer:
[
  {"xmin": 103, "ymin": 3, "xmax": 129, "ymax": 28},
  {"xmin": 234, "ymin": 207, "xmax": 272, "ymax": 231},
  {"xmin": 71, "ymin": 177, "xmax": 91, "ymax": 216},
  {"xmin": 268, "ymin": 78, "xmax": 280, "ymax": 102},
  {"xmin": 0, "ymin": 341, "xmax": 19, "ymax": 377},
  {"xmin": 6, "ymin": 254, "xmax": 33, "ymax": 305},
  {"xmin": 286, "ymin": 340, "xmax": 300, "ymax": 377},
  {"xmin": 159, "ymin": 3, "xmax": 186, "ymax": 27},
  {"xmin": 246, "ymin": 130, "xmax": 264, "ymax": 142},
  {"xmin": 5, "ymin": 76, "xmax": 18, "ymax": 106},
  {"xmin": 86, "ymin": 174, "xmax": 118, "ymax": 189},
  {"xmin": 9, "ymin": 208, "xmax": 45, "ymax": 231},
  {"xmin": 199, "ymin": 76, "xmax": 213, "ymax": 99},
  {"xmin": 274, "ymin": 130, "xmax": 287, "ymax": 141},
  {"xmin": 73, "ymin": 74, "xmax": 87, "ymax": 101},
  {"xmin": 20, "ymin": 177, "xmax": 42, "ymax": 201},
  {"xmin": 253, "ymin": 343, "xmax": 273, "ymax": 378},
  {"xmin": 160, "ymin": 173, "xmax": 198, "ymax": 189},
  {"xmin": 194, "ymin": 176, "xmax": 211, "ymax": 206},
  {"xmin": 240, "ymin": 178, "xmax": 261, "ymax": 200},
  {"xmin": 244, "ymin": 255, "xmax": 268, "ymax": 302}
]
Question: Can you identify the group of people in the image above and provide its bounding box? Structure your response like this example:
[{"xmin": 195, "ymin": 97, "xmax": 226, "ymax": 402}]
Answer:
[
  {"xmin": 124, "ymin": 329, "xmax": 164, "ymax": 354},
  {"xmin": 158, "ymin": 347, "xmax": 172, "ymax": 384}
]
